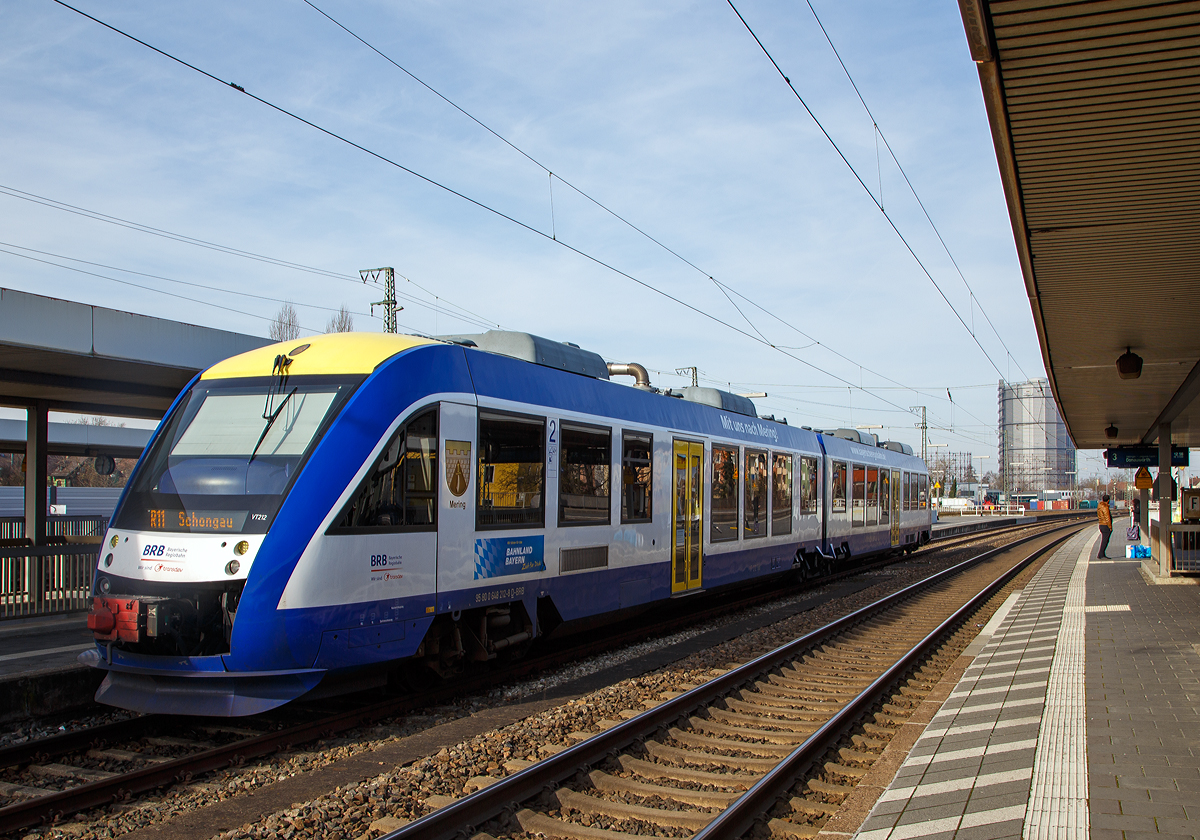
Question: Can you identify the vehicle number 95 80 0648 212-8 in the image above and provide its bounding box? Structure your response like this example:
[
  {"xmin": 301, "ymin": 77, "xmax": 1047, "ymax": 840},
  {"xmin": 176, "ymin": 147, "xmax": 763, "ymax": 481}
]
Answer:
[{"xmin": 475, "ymin": 585, "xmax": 525, "ymax": 604}]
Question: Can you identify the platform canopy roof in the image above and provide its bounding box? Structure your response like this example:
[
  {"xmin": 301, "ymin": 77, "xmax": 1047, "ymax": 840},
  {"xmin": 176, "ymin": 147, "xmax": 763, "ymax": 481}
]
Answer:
[
  {"xmin": 960, "ymin": 0, "xmax": 1200, "ymax": 449},
  {"xmin": 0, "ymin": 418, "xmax": 152, "ymax": 459},
  {"xmin": 0, "ymin": 287, "xmax": 272, "ymax": 419}
]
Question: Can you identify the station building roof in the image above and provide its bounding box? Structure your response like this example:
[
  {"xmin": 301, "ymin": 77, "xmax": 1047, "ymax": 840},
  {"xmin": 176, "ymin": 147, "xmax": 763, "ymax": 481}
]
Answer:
[
  {"xmin": 960, "ymin": 0, "xmax": 1200, "ymax": 449},
  {"xmin": 0, "ymin": 287, "xmax": 271, "ymax": 419}
]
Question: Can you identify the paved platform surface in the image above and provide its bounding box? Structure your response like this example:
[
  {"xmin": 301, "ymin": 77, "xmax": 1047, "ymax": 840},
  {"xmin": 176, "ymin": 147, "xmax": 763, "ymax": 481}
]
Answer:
[
  {"xmin": 0, "ymin": 611, "xmax": 100, "ymax": 722},
  {"xmin": 851, "ymin": 522, "xmax": 1200, "ymax": 839},
  {"xmin": 0, "ymin": 611, "xmax": 92, "ymax": 679}
]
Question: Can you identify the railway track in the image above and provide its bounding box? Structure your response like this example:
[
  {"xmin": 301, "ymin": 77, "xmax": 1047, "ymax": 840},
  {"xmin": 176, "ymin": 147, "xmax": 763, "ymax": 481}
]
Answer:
[
  {"xmin": 0, "ymin": 515, "xmax": 1085, "ymax": 834},
  {"xmin": 380, "ymin": 520, "xmax": 1084, "ymax": 840}
]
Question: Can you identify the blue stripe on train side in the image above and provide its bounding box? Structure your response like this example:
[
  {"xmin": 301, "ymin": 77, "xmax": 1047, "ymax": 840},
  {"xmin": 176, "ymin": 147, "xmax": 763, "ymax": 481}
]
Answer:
[{"xmin": 223, "ymin": 344, "xmax": 474, "ymax": 673}]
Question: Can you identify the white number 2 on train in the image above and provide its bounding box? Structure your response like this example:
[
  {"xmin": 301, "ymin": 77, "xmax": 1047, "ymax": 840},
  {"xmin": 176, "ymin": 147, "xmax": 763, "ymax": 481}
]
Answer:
[
  {"xmin": 548, "ymin": 420, "xmax": 557, "ymax": 444},
  {"xmin": 547, "ymin": 420, "xmax": 558, "ymax": 478}
]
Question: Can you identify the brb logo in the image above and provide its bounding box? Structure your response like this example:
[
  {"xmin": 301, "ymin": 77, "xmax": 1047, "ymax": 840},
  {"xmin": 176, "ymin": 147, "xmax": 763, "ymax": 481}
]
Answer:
[
  {"xmin": 369, "ymin": 553, "xmax": 402, "ymax": 579},
  {"xmin": 142, "ymin": 544, "xmax": 166, "ymax": 557}
]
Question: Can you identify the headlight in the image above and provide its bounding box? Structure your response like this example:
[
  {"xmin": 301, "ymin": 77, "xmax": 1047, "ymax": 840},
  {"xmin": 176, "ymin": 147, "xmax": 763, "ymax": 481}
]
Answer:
[
  {"xmin": 234, "ymin": 541, "xmax": 249, "ymax": 556},
  {"xmin": 97, "ymin": 576, "xmax": 111, "ymax": 595},
  {"xmin": 109, "ymin": 534, "xmax": 119, "ymax": 548},
  {"xmin": 225, "ymin": 559, "xmax": 241, "ymax": 576},
  {"xmin": 103, "ymin": 553, "xmax": 113, "ymax": 567}
]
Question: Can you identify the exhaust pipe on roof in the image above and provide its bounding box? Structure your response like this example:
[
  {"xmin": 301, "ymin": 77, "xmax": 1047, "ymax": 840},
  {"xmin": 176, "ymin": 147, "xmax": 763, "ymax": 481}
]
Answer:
[{"xmin": 607, "ymin": 362, "xmax": 651, "ymax": 389}]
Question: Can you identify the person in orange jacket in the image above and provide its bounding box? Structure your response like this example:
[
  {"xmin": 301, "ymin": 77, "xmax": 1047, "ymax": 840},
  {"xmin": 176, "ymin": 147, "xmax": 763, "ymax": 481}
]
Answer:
[{"xmin": 1097, "ymin": 494, "xmax": 1112, "ymax": 558}]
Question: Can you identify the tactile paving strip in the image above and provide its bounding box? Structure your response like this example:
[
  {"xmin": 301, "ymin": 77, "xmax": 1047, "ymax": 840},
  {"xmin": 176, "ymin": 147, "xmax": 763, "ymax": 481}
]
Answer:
[{"xmin": 852, "ymin": 530, "xmax": 1096, "ymax": 840}]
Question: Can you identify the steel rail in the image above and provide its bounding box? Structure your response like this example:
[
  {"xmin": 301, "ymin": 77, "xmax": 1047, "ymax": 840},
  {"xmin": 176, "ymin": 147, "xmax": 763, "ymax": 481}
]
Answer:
[
  {"xmin": 0, "ymin": 680, "xmax": 474, "ymax": 833},
  {"xmin": 693, "ymin": 526, "xmax": 1081, "ymax": 839},
  {"xmin": 0, "ymin": 716, "xmax": 162, "ymax": 772},
  {"xmin": 381, "ymin": 520, "xmax": 1085, "ymax": 840},
  {"xmin": 0, "ymin": 514, "xmax": 1082, "ymax": 832}
]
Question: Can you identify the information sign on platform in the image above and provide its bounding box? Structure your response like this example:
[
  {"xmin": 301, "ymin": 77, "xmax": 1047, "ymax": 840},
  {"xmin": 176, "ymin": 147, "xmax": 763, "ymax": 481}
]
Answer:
[
  {"xmin": 1134, "ymin": 467, "xmax": 1153, "ymax": 490},
  {"xmin": 1104, "ymin": 446, "xmax": 1189, "ymax": 468}
]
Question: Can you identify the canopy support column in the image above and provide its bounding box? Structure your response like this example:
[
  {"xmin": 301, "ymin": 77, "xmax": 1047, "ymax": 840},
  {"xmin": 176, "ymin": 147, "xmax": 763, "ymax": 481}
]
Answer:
[
  {"xmin": 24, "ymin": 400, "xmax": 48, "ymax": 546},
  {"xmin": 1158, "ymin": 422, "xmax": 1172, "ymax": 577}
]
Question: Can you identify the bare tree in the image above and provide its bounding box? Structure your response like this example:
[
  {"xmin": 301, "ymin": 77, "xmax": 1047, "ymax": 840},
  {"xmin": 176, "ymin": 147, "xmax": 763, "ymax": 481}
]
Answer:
[
  {"xmin": 325, "ymin": 304, "xmax": 354, "ymax": 333},
  {"xmin": 74, "ymin": 416, "xmax": 125, "ymax": 427},
  {"xmin": 270, "ymin": 303, "xmax": 301, "ymax": 342}
]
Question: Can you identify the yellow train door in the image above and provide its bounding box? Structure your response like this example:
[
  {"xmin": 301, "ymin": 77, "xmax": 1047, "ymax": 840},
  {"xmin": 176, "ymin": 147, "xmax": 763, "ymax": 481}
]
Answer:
[
  {"xmin": 891, "ymin": 468, "xmax": 901, "ymax": 547},
  {"xmin": 672, "ymin": 440, "xmax": 704, "ymax": 593}
]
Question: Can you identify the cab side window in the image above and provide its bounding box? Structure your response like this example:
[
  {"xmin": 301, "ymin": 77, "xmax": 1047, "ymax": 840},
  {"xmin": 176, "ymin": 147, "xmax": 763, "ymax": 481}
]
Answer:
[{"xmin": 332, "ymin": 408, "xmax": 437, "ymax": 531}]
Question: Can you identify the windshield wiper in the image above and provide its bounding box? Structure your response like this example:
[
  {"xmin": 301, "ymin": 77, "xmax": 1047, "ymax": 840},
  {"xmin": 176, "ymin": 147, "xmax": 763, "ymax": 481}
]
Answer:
[{"xmin": 249, "ymin": 387, "xmax": 297, "ymax": 464}]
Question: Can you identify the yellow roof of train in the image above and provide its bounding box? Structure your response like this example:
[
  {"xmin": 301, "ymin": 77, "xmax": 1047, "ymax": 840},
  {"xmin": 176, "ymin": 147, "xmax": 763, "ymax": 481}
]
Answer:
[{"xmin": 201, "ymin": 332, "xmax": 437, "ymax": 379}]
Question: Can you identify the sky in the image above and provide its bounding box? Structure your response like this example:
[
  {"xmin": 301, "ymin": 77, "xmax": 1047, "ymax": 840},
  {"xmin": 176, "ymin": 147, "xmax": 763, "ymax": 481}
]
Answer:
[{"xmin": 2, "ymin": 1, "xmax": 1110, "ymax": 477}]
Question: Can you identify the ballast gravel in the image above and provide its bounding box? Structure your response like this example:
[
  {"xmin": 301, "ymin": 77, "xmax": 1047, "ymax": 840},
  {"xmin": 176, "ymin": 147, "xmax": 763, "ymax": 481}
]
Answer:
[
  {"xmin": 16, "ymin": 527, "xmax": 1040, "ymax": 840},
  {"xmin": 0, "ymin": 710, "xmax": 136, "ymax": 752}
]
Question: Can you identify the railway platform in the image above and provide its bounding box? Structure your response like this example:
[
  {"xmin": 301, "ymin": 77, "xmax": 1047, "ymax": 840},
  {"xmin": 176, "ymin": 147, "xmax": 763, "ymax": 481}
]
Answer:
[
  {"xmin": 0, "ymin": 612, "xmax": 99, "ymax": 723},
  {"xmin": 844, "ymin": 524, "xmax": 1200, "ymax": 839}
]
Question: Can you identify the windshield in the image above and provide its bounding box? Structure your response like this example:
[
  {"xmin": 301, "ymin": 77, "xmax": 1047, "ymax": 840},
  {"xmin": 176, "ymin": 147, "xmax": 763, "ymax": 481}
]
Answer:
[{"xmin": 114, "ymin": 375, "xmax": 361, "ymax": 534}]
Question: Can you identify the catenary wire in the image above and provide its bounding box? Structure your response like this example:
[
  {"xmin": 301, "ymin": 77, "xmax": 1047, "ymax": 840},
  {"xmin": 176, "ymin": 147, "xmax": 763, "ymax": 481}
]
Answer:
[
  {"xmin": 725, "ymin": 0, "xmax": 1053, "ymax": 441},
  {"xmin": 0, "ymin": 239, "xmax": 506, "ymax": 334},
  {"xmin": 51, "ymin": 0, "xmax": 933, "ymax": 421},
  {"xmin": 0, "ymin": 183, "xmax": 503, "ymax": 332},
  {"xmin": 0, "ymin": 246, "xmax": 323, "ymax": 334},
  {"xmin": 0, "ymin": 246, "xmax": 443, "ymax": 340},
  {"xmin": 803, "ymin": 0, "xmax": 1034, "ymax": 385},
  {"xmin": 54, "ymin": 0, "xmax": 998, "ymax": 434},
  {"xmin": 300, "ymin": 1, "xmax": 962, "ymax": 410},
  {"xmin": 0, "ymin": 241, "xmax": 374, "ymax": 319}
]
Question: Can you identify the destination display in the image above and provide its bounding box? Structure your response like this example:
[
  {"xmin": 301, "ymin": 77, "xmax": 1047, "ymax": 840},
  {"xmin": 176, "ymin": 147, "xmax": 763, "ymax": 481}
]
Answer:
[
  {"xmin": 1104, "ymin": 446, "xmax": 1189, "ymax": 468},
  {"xmin": 146, "ymin": 509, "xmax": 249, "ymax": 532}
]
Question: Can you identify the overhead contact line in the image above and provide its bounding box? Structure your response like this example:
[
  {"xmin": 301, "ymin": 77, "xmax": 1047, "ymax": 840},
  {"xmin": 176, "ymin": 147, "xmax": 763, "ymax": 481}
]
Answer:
[{"xmin": 52, "ymin": 0, "xmax": 931, "ymax": 419}]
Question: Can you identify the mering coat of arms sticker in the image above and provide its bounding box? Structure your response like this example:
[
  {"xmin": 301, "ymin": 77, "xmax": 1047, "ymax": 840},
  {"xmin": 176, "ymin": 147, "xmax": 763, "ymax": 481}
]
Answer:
[{"xmin": 445, "ymin": 440, "xmax": 471, "ymax": 497}]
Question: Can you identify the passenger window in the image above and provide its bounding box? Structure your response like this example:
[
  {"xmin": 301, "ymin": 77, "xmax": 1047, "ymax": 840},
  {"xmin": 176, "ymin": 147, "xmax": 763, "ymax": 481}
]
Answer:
[
  {"xmin": 831, "ymin": 460, "xmax": 848, "ymax": 516},
  {"xmin": 332, "ymin": 408, "xmax": 437, "ymax": 531},
  {"xmin": 880, "ymin": 469, "xmax": 890, "ymax": 524},
  {"xmin": 800, "ymin": 456, "xmax": 819, "ymax": 516},
  {"xmin": 771, "ymin": 453, "xmax": 793, "ymax": 536},
  {"xmin": 744, "ymin": 449, "xmax": 768, "ymax": 539},
  {"xmin": 902, "ymin": 471, "xmax": 910, "ymax": 512},
  {"xmin": 852, "ymin": 464, "xmax": 866, "ymax": 527},
  {"xmin": 919, "ymin": 474, "xmax": 928, "ymax": 509},
  {"xmin": 559, "ymin": 423, "xmax": 611, "ymax": 526},
  {"xmin": 711, "ymin": 445, "xmax": 739, "ymax": 542},
  {"xmin": 477, "ymin": 412, "xmax": 545, "ymax": 529},
  {"xmin": 909, "ymin": 472, "xmax": 917, "ymax": 512},
  {"xmin": 621, "ymin": 432, "xmax": 652, "ymax": 523}
]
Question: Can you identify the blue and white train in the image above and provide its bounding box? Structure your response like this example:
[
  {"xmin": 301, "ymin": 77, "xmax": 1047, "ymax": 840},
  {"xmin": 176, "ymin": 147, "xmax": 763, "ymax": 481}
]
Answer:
[{"xmin": 84, "ymin": 331, "xmax": 931, "ymax": 716}]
